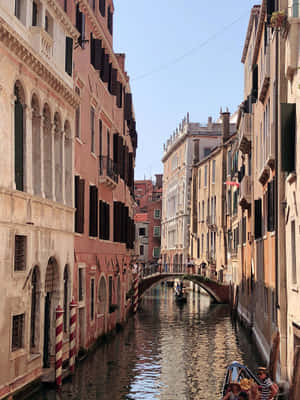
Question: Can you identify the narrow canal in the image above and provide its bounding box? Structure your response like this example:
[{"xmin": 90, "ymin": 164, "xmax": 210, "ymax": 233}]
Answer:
[{"xmin": 31, "ymin": 284, "xmax": 262, "ymax": 400}]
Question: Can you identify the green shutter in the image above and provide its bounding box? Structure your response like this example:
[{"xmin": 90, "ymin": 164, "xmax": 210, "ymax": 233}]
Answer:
[
  {"xmin": 252, "ymin": 64, "xmax": 258, "ymax": 102},
  {"xmin": 281, "ymin": 103, "xmax": 296, "ymax": 173}
]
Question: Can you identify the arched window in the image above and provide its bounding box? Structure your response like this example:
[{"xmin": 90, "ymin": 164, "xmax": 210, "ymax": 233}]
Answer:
[
  {"xmin": 43, "ymin": 104, "xmax": 52, "ymax": 200},
  {"xmin": 98, "ymin": 276, "xmax": 107, "ymax": 315},
  {"xmin": 54, "ymin": 112, "xmax": 62, "ymax": 202},
  {"xmin": 14, "ymin": 81, "xmax": 25, "ymax": 191},
  {"xmin": 31, "ymin": 94, "xmax": 41, "ymax": 195}
]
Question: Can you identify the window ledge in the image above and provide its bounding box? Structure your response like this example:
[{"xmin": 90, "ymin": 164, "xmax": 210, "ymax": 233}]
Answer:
[{"xmin": 287, "ymin": 172, "xmax": 296, "ymax": 184}]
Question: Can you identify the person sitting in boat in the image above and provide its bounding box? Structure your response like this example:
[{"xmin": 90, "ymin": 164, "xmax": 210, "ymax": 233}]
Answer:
[
  {"xmin": 222, "ymin": 382, "xmax": 241, "ymax": 400},
  {"xmin": 256, "ymin": 367, "xmax": 278, "ymax": 400},
  {"xmin": 248, "ymin": 382, "xmax": 260, "ymax": 400},
  {"xmin": 238, "ymin": 392, "xmax": 249, "ymax": 400}
]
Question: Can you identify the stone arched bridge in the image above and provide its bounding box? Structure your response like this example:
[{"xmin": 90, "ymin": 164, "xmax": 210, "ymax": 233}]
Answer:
[{"xmin": 138, "ymin": 273, "xmax": 230, "ymax": 304}]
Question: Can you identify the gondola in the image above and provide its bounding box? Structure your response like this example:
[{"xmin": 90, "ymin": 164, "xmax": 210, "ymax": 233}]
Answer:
[
  {"xmin": 221, "ymin": 361, "xmax": 261, "ymax": 398},
  {"xmin": 174, "ymin": 291, "xmax": 187, "ymax": 303}
]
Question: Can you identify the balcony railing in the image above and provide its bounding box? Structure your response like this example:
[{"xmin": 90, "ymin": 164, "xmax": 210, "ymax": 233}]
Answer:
[
  {"xmin": 99, "ymin": 156, "xmax": 118, "ymax": 185},
  {"xmin": 259, "ymin": 45, "xmax": 270, "ymax": 103},
  {"xmin": 30, "ymin": 27, "xmax": 53, "ymax": 60},
  {"xmin": 239, "ymin": 176, "xmax": 251, "ymax": 209},
  {"xmin": 238, "ymin": 113, "xmax": 251, "ymax": 154}
]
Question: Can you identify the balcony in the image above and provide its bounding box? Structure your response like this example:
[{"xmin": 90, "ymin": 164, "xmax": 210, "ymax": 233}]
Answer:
[
  {"xmin": 99, "ymin": 156, "xmax": 118, "ymax": 188},
  {"xmin": 259, "ymin": 46, "xmax": 270, "ymax": 103},
  {"xmin": 238, "ymin": 113, "xmax": 251, "ymax": 154},
  {"xmin": 30, "ymin": 26, "xmax": 53, "ymax": 61},
  {"xmin": 239, "ymin": 176, "xmax": 251, "ymax": 209}
]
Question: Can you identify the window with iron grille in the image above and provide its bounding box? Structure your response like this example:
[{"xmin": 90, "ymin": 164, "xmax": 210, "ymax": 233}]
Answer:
[
  {"xmin": 139, "ymin": 227, "xmax": 146, "ymax": 236},
  {"xmin": 154, "ymin": 209, "xmax": 161, "ymax": 219},
  {"xmin": 12, "ymin": 314, "xmax": 24, "ymax": 351},
  {"xmin": 153, "ymin": 226, "xmax": 160, "ymax": 237},
  {"xmin": 14, "ymin": 235, "xmax": 26, "ymax": 271},
  {"xmin": 153, "ymin": 247, "xmax": 160, "ymax": 258}
]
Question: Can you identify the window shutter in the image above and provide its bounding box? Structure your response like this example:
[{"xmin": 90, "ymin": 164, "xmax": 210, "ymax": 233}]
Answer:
[
  {"xmin": 111, "ymin": 69, "xmax": 118, "ymax": 95},
  {"xmin": 252, "ymin": 64, "xmax": 258, "ymax": 102},
  {"xmin": 281, "ymin": 103, "xmax": 296, "ymax": 173},
  {"xmin": 108, "ymin": 63, "xmax": 113, "ymax": 93},
  {"xmin": 32, "ymin": 1, "xmax": 37, "ymax": 26},
  {"xmin": 254, "ymin": 199, "xmax": 262, "ymax": 239},
  {"xmin": 101, "ymin": 54, "xmax": 110, "ymax": 83},
  {"xmin": 94, "ymin": 39, "xmax": 103, "ymax": 70},
  {"xmin": 113, "ymin": 202, "xmax": 118, "ymax": 242},
  {"xmin": 89, "ymin": 186, "xmax": 98, "ymax": 237},
  {"xmin": 14, "ymin": 100, "xmax": 24, "ymax": 191},
  {"xmin": 75, "ymin": 176, "xmax": 80, "ymax": 232},
  {"xmin": 76, "ymin": 178, "xmax": 85, "ymax": 234},
  {"xmin": 116, "ymin": 82, "xmax": 123, "ymax": 108},
  {"xmin": 113, "ymin": 133, "xmax": 119, "ymax": 172},
  {"xmin": 124, "ymin": 93, "xmax": 132, "ymax": 120},
  {"xmin": 99, "ymin": 0, "xmax": 105, "ymax": 16},
  {"xmin": 106, "ymin": 203, "xmax": 110, "ymax": 240},
  {"xmin": 267, "ymin": 180, "xmax": 275, "ymax": 232},
  {"xmin": 65, "ymin": 37, "xmax": 73, "ymax": 76}
]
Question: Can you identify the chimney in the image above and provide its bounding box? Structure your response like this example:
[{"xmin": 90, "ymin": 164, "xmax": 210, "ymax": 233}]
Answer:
[
  {"xmin": 208, "ymin": 116, "xmax": 212, "ymax": 129},
  {"xmin": 193, "ymin": 140, "xmax": 200, "ymax": 164},
  {"xmin": 155, "ymin": 174, "xmax": 163, "ymax": 188},
  {"xmin": 221, "ymin": 109, "xmax": 230, "ymax": 142},
  {"xmin": 115, "ymin": 53, "xmax": 126, "ymax": 73}
]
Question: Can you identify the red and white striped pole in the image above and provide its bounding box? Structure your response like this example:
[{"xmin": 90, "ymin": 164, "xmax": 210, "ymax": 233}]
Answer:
[
  {"xmin": 55, "ymin": 305, "xmax": 63, "ymax": 387},
  {"xmin": 133, "ymin": 268, "xmax": 139, "ymax": 313},
  {"xmin": 69, "ymin": 299, "xmax": 77, "ymax": 374}
]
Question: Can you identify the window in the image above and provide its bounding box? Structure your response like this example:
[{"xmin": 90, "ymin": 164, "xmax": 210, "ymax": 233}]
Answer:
[
  {"xmin": 90, "ymin": 279, "xmax": 95, "ymax": 320},
  {"xmin": 153, "ymin": 247, "xmax": 160, "ymax": 258},
  {"xmin": 204, "ymin": 165, "xmax": 208, "ymax": 187},
  {"xmin": 197, "ymin": 238, "xmax": 200, "ymax": 258},
  {"xmin": 233, "ymin": 190, "xmax": 239, "ymax": 215},
  {"xmin": 212, "ymin": 160, "xmax": 216, "ymax": 183},
  {"xmin": 281, "ymin": 103, "xmax": 296, "ymax": 173},
  {"xmin": 140, "ymin": 245, "xmax": 144, "ymax": 256},
  {"xmin": 254, "ymin": 198, "xmax": 262, "ymax": 239},
  {"xmin": 75, "ymin": 176, "xmax": 85, "ymax": 234},
  {"xmin": 154, "ymin": 209, "xmax": 161, "ymax": 219},
  {"xmin": 30, "ymin": 267, "xmax": 39, "ymax": 350},
  {"xmin": 242, "ymin": 216, "xmax": 247, "ymax": 244},
  {"xmin": 107, "ymin": 130, "xmax": 110, "ymax": 159},
  {"xmin": 116, "ymin": 82, "xmax": 123, "ymax": 108},
  {"xmin": 153, "ymin": 226, "xmax": 161, "ymax": 237},
  {"xmin": 14, "ymin": 235, "xmax": 26, "ymax": 271},
  {"xmin": 291, "ymin": 220, "xmax": 297, "ymax": 284},
  {"xmin": 99, "ymin": 120, "xmax": 102, "ymax": 157},
  {"xmin": 107, "ymin": 6, "xmax": 113, "ymax": 35},
  {"xmin": 75, "ymin": 105, "xmax": 80, "ymax": 138},
  {"xmin": 14, "ymin": 83, "xmax": 25, "ymax": 191},
  {"xmin": 32, "ymin": 1, "xmax": 37, "ymax": 26},
  {"xmin": 293, "ymin": 0, "xmax": 299, "ymax": 17},
  {"xmin": 198, "ymin": 169, "xmax": 201, "ymax": 188},
  {"xmin": 201, "ymin": 234, "xmax": 204, "ymax": 255},
  {"xmin": 108, "ymin": 276, "xmax": 113, "ymax": 312},
  {"xmin": 204, "ymin": 147, "xmax": 211, "ymax": 157},
  {"xmin": 139, "ymin": 227, "xmax": 146, "ymax": 236},
  {"xmin": 76, "ymin": 4, "xmax": 86, "ymax": 47},
  {"xmin": 99, "ymin": 0, "xmax": 106, "ymax": 16},
  {"xmin": 202, "ymin": 200, "xmax": 204, "ymax": 221},
  {"xmin": 264, "ymin": 286, "xmax": 268, "ymax": 314},
  {"xmin": 15, "ymin": 0, "xmax": 21, "ymax": 19},
  {"xmin": 65, "ymin": 37, "xmax": 73, "ymax": 76},
  {"xmin": 12, "ymin": 314, "xmax": 25, "ymax": 351},
  {"xmin": 91, "ymin": 108, "xmax": 95, "ymax": 153},
  {"xmin": 89, "ymin": 186, "xmax": 98, "ymax": 237},
  {"xmin": 64, "ymin": 0, "xmax": 67, "ymax": 12},
  {"xmin": 45, "ymin": 12, "xmax": 53, "ymax": 37},
  {"xmin": 78, "ymin": 268, "xmax": 84, "ymax": 301},
  {"xmin": 99, "ymin": 201, "xmax": 110, "ymax": 240}
]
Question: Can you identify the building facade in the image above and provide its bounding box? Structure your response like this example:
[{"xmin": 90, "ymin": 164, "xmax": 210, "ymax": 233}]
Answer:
[
  {"xmin": 134, "ymin": 175, "xmax": 163, "ymax": 272},
  {"xmin": 161, "ymin": 113, "xmax": 235, "ymax": 273},
  {"xmin": 62, "ymin": 0, "xmax": 137, "ymax": 350},
  {"xmin": 0, "ymin": 0, "xmax": 78, "ymax": 397}
]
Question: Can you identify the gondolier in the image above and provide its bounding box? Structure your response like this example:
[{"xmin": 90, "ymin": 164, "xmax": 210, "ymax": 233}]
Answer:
[{"xmin": 256, "ymin": 367, "xmax": 278, "ymax": 400}]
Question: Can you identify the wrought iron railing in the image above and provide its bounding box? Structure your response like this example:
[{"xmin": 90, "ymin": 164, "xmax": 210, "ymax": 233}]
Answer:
[{"xmin": 99, "ymin": 156, "xmax": 118, "ymax": 183}]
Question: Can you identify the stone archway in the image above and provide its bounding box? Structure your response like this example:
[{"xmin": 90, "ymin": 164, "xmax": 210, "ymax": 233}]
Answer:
[{"xmin": 43, "ymin": 257, "xmax": 60, "ymax": 368}]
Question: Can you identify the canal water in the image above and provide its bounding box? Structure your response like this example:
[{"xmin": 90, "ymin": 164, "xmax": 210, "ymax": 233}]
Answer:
[{"xmin": 31, "ymin": 284, "xmax": 262, "ymax": 400}]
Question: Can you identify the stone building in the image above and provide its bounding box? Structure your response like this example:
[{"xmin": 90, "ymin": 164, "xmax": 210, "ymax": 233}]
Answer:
[
  {"xmin": 161, "ymin": 113, "xmax": 235, "ymax": 273},
  {"xmin": 0, "ymin": 0, "xmax": 78, "ymax": 397},
  {"xmin": 190, "ymin": 112, "xmax": 237, "ymax": 281},
  {"xmin": 283, "ymin": 0, "xmax": 300, "ymax": 384},
  {"xmin": 62, "ymin": 0, "xmax": 137, "ymax": 350},
  {"xmin": 134, "ymin": 175, "xmax": 163, "ymax": 271}
]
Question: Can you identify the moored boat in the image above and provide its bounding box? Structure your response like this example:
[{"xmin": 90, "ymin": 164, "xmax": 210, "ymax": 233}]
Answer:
[
  {"xmin": 221, "ymin": 361, "xmax": 261, "ymax": 399},
  {"xmin": 174, "ymin": 291, "xmax": 187, "ymax": 303}
]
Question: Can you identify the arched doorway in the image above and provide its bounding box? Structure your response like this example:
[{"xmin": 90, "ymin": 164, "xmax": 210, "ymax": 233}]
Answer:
[
  {"xmin": 30, "ymin": 266, "xmax": 41, "ymax": 354},
  {"xmin": 43, "ymin": 257, "xmax": 60, "ymax": 368},
  {"xmin": 98, "ymin": 276, "xmax": 107, "ymax": 334}
]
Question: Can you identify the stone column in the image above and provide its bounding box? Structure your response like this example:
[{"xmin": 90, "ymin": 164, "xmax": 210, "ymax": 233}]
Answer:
[
  {"xmin": 51, "ymin": 123, "xmax": 56, "ymax": 201},
  {"xmin": 61, "ymin": 130, "xmax": 66, "ymax": 205},
  {"xmin": 40, "ymin": 115, "xmax": 45, "ymax": 198}
]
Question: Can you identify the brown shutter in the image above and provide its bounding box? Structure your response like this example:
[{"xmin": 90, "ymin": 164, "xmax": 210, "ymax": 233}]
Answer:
[
  {"xmin": 101, "ymin": 54, "xmax": 110, "ymax": 83},
  {"xmin": 75, "ymin": 175, "xmax": 80, "ymax": 233},
  {"xmin": 65, "ymin": 37, "xmax": 73, "ymax": 76},
  {"xmin": 254, "ymin": 198, "xmax": 262, "ymax": 239},
  {"xmin": 124, "ymin": 93, "xmax": 132, "ymax": 120},
  {"xmin": 116, "ymin": 82, "xmax": 123, "ymax": 108},
  {"xmin": 93, "ymin": 39, "xmax": 102, "ymax": 70},
  {"xmin": 89, "ymin": 186, "xmax": 98, "ymax": 237},
  {"xmin": 111, "ymin": 69, "xmax": 118, "ymax": 95},
  {"xmin": 76, "ymin": 178, "xmax": 85, "ymax": 234}
]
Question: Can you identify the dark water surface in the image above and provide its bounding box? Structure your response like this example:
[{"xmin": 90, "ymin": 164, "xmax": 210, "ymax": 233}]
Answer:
[{"xmin": 32, "ymin": 285, "xmax": 261, "ymax": 400}]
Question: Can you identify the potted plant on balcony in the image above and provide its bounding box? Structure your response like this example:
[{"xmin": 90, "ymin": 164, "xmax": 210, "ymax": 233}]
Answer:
[{"xmin": 270, "ymin": 10, "xmax": 287, "ymax": 29}]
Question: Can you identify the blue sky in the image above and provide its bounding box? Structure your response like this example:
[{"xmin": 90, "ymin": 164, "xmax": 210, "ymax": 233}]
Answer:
[{"xmin": 114, "ymin": 1, "xmax": 258, "ymax": 179}]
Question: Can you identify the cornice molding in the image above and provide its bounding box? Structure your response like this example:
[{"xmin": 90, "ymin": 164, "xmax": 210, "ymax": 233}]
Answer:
[
  {"xmin": 76, "ymin": 0, "xmax": 130, "ymax": 90},
  {"xmin": 0, "ymin": 16, "xmax": 80, "ymax": 109}
]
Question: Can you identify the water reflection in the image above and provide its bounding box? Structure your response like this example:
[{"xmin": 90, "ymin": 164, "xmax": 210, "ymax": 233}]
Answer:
[{"xmin": 30, "ymin": 284, "xmax": 261, "ymax": 400}]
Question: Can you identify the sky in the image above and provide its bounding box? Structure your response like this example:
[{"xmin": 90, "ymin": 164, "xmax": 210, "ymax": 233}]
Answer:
[{"xmin": 113, "ymin": 1, "xmax": 259, "ymax": 180}]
